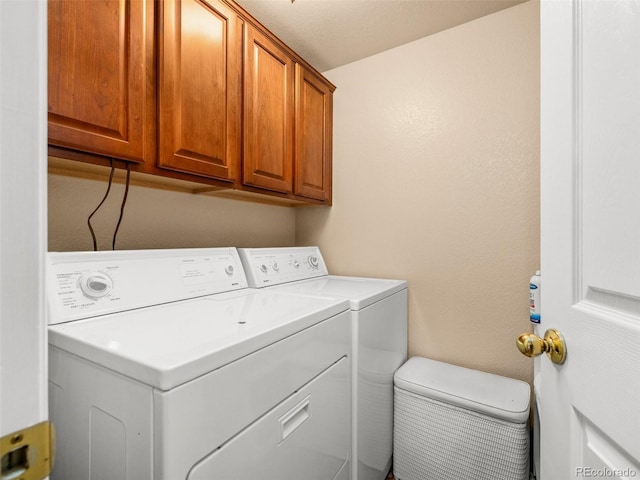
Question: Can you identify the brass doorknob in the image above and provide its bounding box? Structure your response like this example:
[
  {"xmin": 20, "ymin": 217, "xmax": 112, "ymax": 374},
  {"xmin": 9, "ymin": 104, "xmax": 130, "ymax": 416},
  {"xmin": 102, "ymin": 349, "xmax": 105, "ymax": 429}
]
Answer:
[{"xmin": 516, "ymin": 328, "xmax": 566, "ymax": 364}]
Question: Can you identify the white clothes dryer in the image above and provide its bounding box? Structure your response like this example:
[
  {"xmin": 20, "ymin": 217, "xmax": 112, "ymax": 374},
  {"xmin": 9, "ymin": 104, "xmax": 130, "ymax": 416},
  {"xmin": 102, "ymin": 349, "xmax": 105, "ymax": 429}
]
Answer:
[
  {"xmin": 47, "ymin": 248, "xmax": 351, "ymax": 480},
  {"xmin": 238, "ymin": 247, "xmax": 408, "ymax": 480}
]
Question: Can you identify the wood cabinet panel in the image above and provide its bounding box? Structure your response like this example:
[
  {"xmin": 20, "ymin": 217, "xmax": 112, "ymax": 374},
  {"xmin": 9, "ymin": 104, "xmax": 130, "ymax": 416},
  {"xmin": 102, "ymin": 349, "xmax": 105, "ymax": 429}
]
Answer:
[
  {"xmin": 294, "ymin": 65, "xmax": 334, "ymax": 203},
  {"xmin": 243, "ymin": 24, "xmax": 295, "ymax": 193},
  {"xmin": 158, "ymin": 0, "xmax": 242, "ymax": 182},
  {"xmin": 48, "ymin": 0, "xmax": 153, "ymax": 163}
]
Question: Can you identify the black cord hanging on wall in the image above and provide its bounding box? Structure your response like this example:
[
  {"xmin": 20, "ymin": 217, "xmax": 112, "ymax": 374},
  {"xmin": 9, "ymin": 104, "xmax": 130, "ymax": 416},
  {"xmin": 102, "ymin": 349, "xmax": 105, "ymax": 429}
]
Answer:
[
  {"xmin": 87, "ymin": 159, "xmax": 115, "ymax": 251},
  {"xmin": 112, "ymin": 162, "xmax": 131, "ymax": 250},
  {"xmin": 86, "ymin": 160, "xmax": 132, "ymax": 251}
]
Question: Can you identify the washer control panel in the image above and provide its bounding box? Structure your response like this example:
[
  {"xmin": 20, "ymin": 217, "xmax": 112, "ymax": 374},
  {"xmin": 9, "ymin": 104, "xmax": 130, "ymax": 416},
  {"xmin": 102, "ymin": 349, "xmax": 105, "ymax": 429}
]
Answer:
[
  {"xmin": 48, "ymin": 247, "xmax": 248, "ymax": 324},
  {"xmin": 238, "ymin": 247, "xmax": 328, "ymax": 288}
]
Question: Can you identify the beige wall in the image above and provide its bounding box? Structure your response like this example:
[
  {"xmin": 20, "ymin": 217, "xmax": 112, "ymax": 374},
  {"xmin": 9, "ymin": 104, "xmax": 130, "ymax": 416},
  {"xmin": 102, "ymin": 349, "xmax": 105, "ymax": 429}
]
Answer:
[
  {"xmin": 296, "ymin": 1, "xmax": 540, "ymax": 385},
  {"xmin": 49, "ymin": 174, "xmax": 295, "ymax": 252}
]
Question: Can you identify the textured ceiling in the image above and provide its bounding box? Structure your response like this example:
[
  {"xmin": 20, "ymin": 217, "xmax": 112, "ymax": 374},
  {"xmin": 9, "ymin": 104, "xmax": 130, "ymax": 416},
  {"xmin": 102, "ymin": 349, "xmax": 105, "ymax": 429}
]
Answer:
[{"xmin": 235, "ymin": 0, "xmax": 528, "ymax": 72}]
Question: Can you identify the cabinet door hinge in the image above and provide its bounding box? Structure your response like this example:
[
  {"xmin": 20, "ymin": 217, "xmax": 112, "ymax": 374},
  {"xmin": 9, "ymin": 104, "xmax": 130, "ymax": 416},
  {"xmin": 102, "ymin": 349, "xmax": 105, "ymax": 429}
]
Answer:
[{"xmin": 1, "ymin": 421, "xmax": 55, "ymax": 480}]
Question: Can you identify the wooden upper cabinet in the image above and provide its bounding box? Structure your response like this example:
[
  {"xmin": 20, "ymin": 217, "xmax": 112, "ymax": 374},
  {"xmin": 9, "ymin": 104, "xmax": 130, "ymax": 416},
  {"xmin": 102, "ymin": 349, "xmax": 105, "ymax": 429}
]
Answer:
[
  {"xmin": 158, "ymin": 0, "xmax": 242, "ymax": 182},
  {"xmin": 48, "ymin": 0, "xmax": 334, "ymax": 204},
  {"xmin": 243, "ymin": 24, "xmax": 295, "ymax": 194},
  {"xmin": 294, "ymin": 65, "xmax": 334, "ymax": 203},
  {"xmin": 48, "ymin": 0, "xmax": 153, "ymax": 163}
]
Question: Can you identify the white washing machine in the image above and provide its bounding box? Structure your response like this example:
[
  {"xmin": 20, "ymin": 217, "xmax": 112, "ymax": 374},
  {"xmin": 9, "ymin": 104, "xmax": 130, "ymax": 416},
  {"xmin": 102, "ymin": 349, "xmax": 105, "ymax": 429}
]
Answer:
[
  {"xmin": 238, "ymin": 247, "xmax": 408, "ymax": 480},
  {"xmin": 47, "ymin": 247, "xmax": 352, "ymax": 480}
]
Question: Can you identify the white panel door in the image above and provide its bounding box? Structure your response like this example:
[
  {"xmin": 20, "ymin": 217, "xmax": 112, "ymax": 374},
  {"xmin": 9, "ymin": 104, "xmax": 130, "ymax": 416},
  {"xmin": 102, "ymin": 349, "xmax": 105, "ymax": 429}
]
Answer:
[
  {"xmin": 0, "ymin": 0, "xmax": 48, "ymax": 477},
  {"xmin": 540, "ymin": 0, "xmax": 640, "ymax": 478}
]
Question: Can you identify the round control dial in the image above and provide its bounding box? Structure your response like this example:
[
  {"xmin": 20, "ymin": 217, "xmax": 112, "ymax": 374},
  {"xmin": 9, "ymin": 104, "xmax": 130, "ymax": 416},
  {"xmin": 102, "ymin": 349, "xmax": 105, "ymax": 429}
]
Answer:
[
  {"xmin": 225, "ymin": 265, "xmax": 235, "ymax": 276},
  {"xmin": 308, "ymin": 256, "xmax": 319, "ymax": 269},
  {"xmin": 272, "ymin": 262, "xmax": 279, "ymax": 271},
  {"xmin": 79, "ymin": 272, "xmax": 113, "ymax": 299},
  {"xmin": 260, "ymin": 264, "xmax": 268, "ymax": 273}
]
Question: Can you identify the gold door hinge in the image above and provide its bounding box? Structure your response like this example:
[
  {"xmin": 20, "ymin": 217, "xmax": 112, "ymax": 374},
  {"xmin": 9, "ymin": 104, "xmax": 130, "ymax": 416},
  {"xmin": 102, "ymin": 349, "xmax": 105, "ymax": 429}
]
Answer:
[{"xmin": 1, "ymin": 421, "xmax": 55, "ymax": 480}]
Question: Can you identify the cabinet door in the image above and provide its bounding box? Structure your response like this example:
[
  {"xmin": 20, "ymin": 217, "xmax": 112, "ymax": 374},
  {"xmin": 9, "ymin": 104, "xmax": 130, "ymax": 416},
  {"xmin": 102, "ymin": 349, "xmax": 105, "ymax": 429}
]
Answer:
[
  {"xmin": 243, "ymin": 25, "xmax": 295, "ymax": 193},
  {"xmin": 294, "ymin": 65, "xmax": 334, "ymax": 203},
  {"xmin": 158, "ymin": 0, "xmax": 242, "ymax": 182},
  {"xmin": 48, "ymin": 0, "xmax": 153, "ymax": 163}
]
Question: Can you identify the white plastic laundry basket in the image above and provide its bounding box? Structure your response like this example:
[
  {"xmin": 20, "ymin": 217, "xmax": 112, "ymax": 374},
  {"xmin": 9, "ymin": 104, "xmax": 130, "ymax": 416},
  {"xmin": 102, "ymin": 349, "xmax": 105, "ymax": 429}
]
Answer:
[{"xmin": 393, "ymin": 357, "xmax": 530, "ymax": 480}]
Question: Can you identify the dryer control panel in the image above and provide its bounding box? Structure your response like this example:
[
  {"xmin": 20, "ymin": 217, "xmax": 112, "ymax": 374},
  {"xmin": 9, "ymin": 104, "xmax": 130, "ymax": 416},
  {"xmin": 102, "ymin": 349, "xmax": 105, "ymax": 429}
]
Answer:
[
  {"xmin": 48, "ymin": 247, "xmax": 248, "ymax": 324},
  {"xmin": 238, "ymin": 247, "xmax": 328, "ymax": 288}
]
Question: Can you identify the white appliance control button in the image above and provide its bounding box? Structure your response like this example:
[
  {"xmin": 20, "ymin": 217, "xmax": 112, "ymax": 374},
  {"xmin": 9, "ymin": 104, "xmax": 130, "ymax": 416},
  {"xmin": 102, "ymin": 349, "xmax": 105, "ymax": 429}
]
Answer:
[
  {"xmin": 308, "ymin": 256, "xmax": 319, "ymax": 269},
  {"xmin": 292, "ymin": 259, "xmax": 300, "ymax": 268},
  {"xmin": 260, "ymin": 264, "xmax": 268, "ymax": 273},
  {"xmin": 272, "ymin": 263, "xmax": 279, "ymax": 271},
  {"xmin": 79, "ymin": 272, "xmax": 113, "ymax": 299},
  {"xmin": 225, "ymin": 265, "xmax": 234, "ymax": 276}
]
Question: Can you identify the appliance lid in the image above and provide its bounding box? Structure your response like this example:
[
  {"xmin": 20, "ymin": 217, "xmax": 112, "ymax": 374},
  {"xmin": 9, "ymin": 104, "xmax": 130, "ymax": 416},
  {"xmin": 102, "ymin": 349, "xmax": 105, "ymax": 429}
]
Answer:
[
  {"xmin": 394, "ymin": 356, "xmax": 531, "ymax": 423},
  {"xmin": 273, "ymin": 275, "xmax": 407, "ymax": 310},
  {"xmin": 48, "ymin": 290, "xmax": 350, "ymax": 391}
]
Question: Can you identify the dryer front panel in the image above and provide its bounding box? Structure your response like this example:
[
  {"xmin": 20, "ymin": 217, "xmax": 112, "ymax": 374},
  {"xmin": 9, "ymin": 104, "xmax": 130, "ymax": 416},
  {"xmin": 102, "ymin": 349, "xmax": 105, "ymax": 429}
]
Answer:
[
  {"xmin": 154, "ymin": 310, "xmax": 351, "ymax": 479},
  {"xmin": 187, "ymin": 357, "xmax": 350, "ymax": 480}
]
